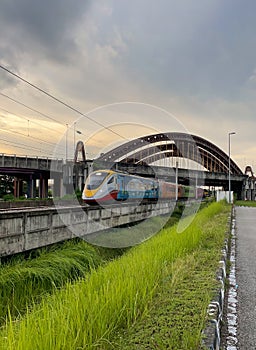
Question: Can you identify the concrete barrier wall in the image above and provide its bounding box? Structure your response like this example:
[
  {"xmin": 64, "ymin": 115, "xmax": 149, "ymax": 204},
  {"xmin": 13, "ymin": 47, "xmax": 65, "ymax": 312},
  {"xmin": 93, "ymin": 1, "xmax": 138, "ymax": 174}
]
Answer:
[
  {"xmin": 0, "ymin": 200, "xmax": 54, "ymax": 210},
  {"xmin": 0, "ymin": 202, "xmax": 175, "ymax": 257}
]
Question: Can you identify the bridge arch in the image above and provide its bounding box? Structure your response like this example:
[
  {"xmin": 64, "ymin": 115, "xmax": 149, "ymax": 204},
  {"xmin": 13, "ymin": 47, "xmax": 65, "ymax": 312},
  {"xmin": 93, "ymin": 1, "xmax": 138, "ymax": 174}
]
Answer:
[{"xmin": 96, "ymin": 132, "xmax": 242, "ymax": 175}]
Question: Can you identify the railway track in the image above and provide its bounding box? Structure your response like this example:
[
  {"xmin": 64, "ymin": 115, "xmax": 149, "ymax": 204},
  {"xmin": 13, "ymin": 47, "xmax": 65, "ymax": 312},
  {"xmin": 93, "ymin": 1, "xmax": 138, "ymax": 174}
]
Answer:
[{"xmin": 0, "ymin": 198, "xmax": 204, "ymax": 214}]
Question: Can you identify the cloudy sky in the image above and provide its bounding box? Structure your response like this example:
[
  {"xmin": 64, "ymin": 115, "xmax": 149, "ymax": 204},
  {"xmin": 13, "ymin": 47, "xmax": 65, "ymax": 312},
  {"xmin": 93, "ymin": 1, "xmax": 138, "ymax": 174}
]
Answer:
[{"xmin": 0, "ymin": 0, "xmax": 256, "ymax": 170}]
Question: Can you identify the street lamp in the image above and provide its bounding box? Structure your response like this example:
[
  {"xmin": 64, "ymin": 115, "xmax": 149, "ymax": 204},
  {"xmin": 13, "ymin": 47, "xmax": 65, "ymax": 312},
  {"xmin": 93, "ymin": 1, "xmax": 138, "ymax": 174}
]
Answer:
[
  {"xmin": 73, "ymin": 122, "xmax": 77, "ymax": 152},
  {"xmin": 73, "ymin": 122, "xmax": 84, "ymax": 152},
  {"xmin": 175, "ymin": 160, "xmax": 178, "ymax": 201},
  {"xmin": 65, "ymin": 124, "xmax": 68, "ymax": 162},
  {"xmin": 228, "ymin": 132, "xmax": 236, "ymax": 203}
]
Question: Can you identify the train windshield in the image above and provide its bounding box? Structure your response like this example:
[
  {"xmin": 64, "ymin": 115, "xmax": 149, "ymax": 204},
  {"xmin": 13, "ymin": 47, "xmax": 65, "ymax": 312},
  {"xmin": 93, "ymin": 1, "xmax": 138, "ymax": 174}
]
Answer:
[{"xmin": 86, "ymin": 171, "xmax": 109, "ymax": 190}]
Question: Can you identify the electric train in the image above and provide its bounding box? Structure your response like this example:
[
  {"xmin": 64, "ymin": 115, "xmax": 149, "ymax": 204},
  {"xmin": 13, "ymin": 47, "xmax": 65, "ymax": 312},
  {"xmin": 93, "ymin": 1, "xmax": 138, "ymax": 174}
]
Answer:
[{"xmin": 82, "ymin": 169, "xmax": 203, "ymax": 205}]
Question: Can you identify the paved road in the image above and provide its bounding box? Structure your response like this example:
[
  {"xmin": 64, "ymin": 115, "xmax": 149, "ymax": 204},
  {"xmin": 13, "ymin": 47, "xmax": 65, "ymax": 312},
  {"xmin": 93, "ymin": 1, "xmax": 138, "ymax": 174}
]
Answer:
[{"xmin": 236, "ymin": 206, "xmax": 256, "ymax": 349}]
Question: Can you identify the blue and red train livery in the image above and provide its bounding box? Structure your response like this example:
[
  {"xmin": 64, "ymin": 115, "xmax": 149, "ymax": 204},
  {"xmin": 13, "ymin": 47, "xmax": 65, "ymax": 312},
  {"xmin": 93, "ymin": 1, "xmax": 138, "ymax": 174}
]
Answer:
[{"xmin": 82, "ymin": 169, "xmax": 203, "ymax": 205}]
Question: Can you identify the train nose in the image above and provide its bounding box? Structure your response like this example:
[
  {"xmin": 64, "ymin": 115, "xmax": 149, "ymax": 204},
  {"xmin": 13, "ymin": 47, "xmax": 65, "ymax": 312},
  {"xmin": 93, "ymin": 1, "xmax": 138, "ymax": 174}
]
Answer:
[{"xmin": 84, "ymin": 189, "xmax": 96, "ymax": 198}]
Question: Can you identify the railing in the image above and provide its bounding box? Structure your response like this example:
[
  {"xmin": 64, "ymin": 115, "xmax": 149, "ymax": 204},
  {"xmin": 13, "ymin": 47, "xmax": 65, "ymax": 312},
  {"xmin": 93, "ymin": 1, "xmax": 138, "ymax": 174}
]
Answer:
[{"xmin": 0, "ymin": 154, "xmax": 64, "ymax": 172}]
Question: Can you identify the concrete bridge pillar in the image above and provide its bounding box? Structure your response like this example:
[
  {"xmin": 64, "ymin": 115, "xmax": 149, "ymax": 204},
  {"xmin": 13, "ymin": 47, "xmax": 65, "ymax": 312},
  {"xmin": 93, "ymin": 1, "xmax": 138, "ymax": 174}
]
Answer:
[
  {"xmin": 51, "ymin": 174, "xmax": 62, "ymax": 197},
  {"xmin": 26, "ymin": 176, "xmax": 37, "ymax": 198},
  {"xmin": 62, "ymin": 161, "xmax": 92, "ymax": 196},
  {"xmin": 39, "ymin": 175, "xmax": 49, "ymax": 198},
  {"xmin": 62, "ymin": 163, "xmax": 73, "ymax": 195},
  {"xmin": 14, "ymin": 178, "xmax": 23, "ymax": 198}
]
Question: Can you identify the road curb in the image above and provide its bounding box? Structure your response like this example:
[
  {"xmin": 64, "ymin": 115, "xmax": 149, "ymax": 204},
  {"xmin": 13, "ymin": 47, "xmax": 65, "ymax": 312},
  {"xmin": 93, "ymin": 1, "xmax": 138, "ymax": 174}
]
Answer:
[{"xmin": 201, "ymin": 207, "xmax": 232, "ymax": 349}]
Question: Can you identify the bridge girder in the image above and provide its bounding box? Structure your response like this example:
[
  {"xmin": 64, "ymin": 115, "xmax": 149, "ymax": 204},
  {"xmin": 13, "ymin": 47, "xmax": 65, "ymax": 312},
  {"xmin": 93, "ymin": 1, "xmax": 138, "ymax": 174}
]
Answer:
[{"xmin": 96, "ymin": 132, "xmax": 242, "ymax": 175}]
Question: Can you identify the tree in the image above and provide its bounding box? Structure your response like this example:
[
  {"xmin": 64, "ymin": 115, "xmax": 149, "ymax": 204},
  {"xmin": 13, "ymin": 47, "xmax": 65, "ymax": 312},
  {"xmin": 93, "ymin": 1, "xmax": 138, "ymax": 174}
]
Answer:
[{"xmin": 0, "ymin": 174, "xmax": 14, "ymax": 198}]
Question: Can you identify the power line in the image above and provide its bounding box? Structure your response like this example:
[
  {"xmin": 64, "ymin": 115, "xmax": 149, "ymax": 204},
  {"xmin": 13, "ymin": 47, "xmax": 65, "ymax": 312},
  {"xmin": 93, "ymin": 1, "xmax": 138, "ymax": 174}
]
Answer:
[
  {"xmin": 0, "ymin": 63, "xmax": 127, "ymax": 141},
  {"xmin": 0, "ymin": 139, "xmax": 61, "ymax": 157},
  {"xmin": 0, "ymin": 105, "xmax": 64, "ymax": 135},
  {"xmin": 0, "ymin": 92, "xmax": 65, "ymax": 127},
  {"xmin": 1, "ymin": 143, "xmax": 66, "ymax": 158},
  {"xmin": 0, "ymin": 137, "xmax": 65, "ymax": 156},
  {"xmin": 0, "ymin": 123, "xmax": 57, "ymax": 147}
]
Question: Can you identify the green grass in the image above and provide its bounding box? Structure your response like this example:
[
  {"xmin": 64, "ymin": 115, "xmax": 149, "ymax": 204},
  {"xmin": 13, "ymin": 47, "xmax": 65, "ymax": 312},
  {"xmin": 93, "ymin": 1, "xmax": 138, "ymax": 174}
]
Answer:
[
  {"xmin": 0, "ymin": 240, "xmax": 125, "ymax": 325},
  {"xmin": 85, "ymin": 214, "xmax": 177, "ymax": 248},
  {"xmin": 235, "ymin": 200, "xmax": 256, "ymax": 207},
  {"xmin": 85, "ymin": 201, "xmax": 209, "ymax": 248},
  {"xmin": 0, "ymin": 201, "xmax": 229, "ymax": 350},
  {"xmin": 0, "ymin": 204, "xmax": 185, "ymax": 326},
  {"xmin": 114, "ymin": 207, "xmax": 229, "ymax": 349}
]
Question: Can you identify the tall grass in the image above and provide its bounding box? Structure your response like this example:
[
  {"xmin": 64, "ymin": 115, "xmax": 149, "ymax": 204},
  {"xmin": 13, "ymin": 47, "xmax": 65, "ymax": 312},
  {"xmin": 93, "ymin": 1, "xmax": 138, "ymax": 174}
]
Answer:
[
  {"xmin": 0, "ymin": 201, "xmax": 226, "ymax": 350},
  {"xmin": 0, "ymin": 206, "xmax": 183, "ymax": 325},
  {"xmin": 0, "ymin": 240, "xmax": 104, "ymax": 324},
  {"xmin": 116, "ymin": 204, "xmax": 230, "ymax": 349}
]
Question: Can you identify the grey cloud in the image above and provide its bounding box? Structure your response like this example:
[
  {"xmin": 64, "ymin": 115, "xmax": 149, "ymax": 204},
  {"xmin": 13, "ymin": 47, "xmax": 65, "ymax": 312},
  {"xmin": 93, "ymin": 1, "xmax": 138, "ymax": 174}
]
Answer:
[
  {"xmin": 1, "ymin": 0, "xmax": 256, "ymax": 102},
  {"xmin": 0, "ymin": 0, "xmax": 91, "ymax": 64},
  {"xmin": 107, "ymin": 0, "xmax": 256, "ymax": 100},
  {"xmin": 44, "ymin": 0, "xmax": 256, "ymax": 105},
  {"xmin": 0, "ymin": 60, "xmax": 21, "ymax": 91},
  {"xmin": 1, "ymin": 0, "xmax": 256, "ymax": 126}
]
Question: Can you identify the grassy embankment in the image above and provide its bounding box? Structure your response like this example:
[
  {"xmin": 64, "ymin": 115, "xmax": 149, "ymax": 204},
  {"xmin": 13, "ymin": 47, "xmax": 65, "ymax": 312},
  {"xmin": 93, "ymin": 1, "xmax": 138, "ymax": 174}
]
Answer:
[
  {"xmin": 0, "ymin": 204, "xmax": 183, "ymax": 325},
  {"xmin": 0, "ymin": 240, "xmax": 125, "ymax": 325},
  {"xmin": 115, "ymin": 205, "xmax": 228, "ymax": 349},
  {"xmin": 235, "ymin": 200, "xmax": 256, "ymax": 207},
  {"xmin": 0, "ymin": 201, "xmax": 230, "ymax": 350}
]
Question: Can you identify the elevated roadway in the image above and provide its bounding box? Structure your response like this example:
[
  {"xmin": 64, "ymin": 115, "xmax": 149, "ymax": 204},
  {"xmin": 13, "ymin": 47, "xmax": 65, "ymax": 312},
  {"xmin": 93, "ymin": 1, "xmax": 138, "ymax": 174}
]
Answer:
[
  {"xmin": 0, "ymin": 131, "xmax": 248, "ymax": 199},
  {"xmin": 0, "ymin": 154, "xmax": 247, "ymax": 199},
  {"xmin": 0, "ymin": 154, "xmax": 63, "ymax": 198}
]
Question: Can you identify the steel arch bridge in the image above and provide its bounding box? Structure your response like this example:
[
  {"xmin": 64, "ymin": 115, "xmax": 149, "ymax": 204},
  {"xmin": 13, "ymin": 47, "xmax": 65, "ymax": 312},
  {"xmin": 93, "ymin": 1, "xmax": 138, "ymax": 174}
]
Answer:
[{"xmin": 96, "ymin": 132, "xmax": 243, "ymax": 175}]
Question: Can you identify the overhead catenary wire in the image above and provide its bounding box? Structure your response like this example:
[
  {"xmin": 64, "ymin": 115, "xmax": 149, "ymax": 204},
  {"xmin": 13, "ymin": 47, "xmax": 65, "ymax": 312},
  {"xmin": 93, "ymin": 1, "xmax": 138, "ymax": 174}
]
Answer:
[
  {"xmin": 0, "ymin": 124, "xmax": 57, "ymax": 147},
  {"xmin": 0, "ymin": 64, "xmax": 128, "ymax": 141},
  {"xmin": 0, "ymin": 138, "xmax": 65, "ymax": 157},
  {"xmin": 0, "ymin": 108, "xmax": 69, "ymax": 158},
  {"xmin": 0, "ymin": 91, "xmax": 65, "ymax": 127},
  {"xmin": 0, "ymin": 106, "xmax": 64, "ymax": 135}
]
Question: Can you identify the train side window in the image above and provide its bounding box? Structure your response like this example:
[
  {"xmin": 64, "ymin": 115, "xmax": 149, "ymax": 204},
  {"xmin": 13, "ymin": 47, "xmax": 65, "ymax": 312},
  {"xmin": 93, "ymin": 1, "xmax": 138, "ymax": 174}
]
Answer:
[{"xmin": 129, "ymin": 182, "xmax": 135, "ymax": 189}]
